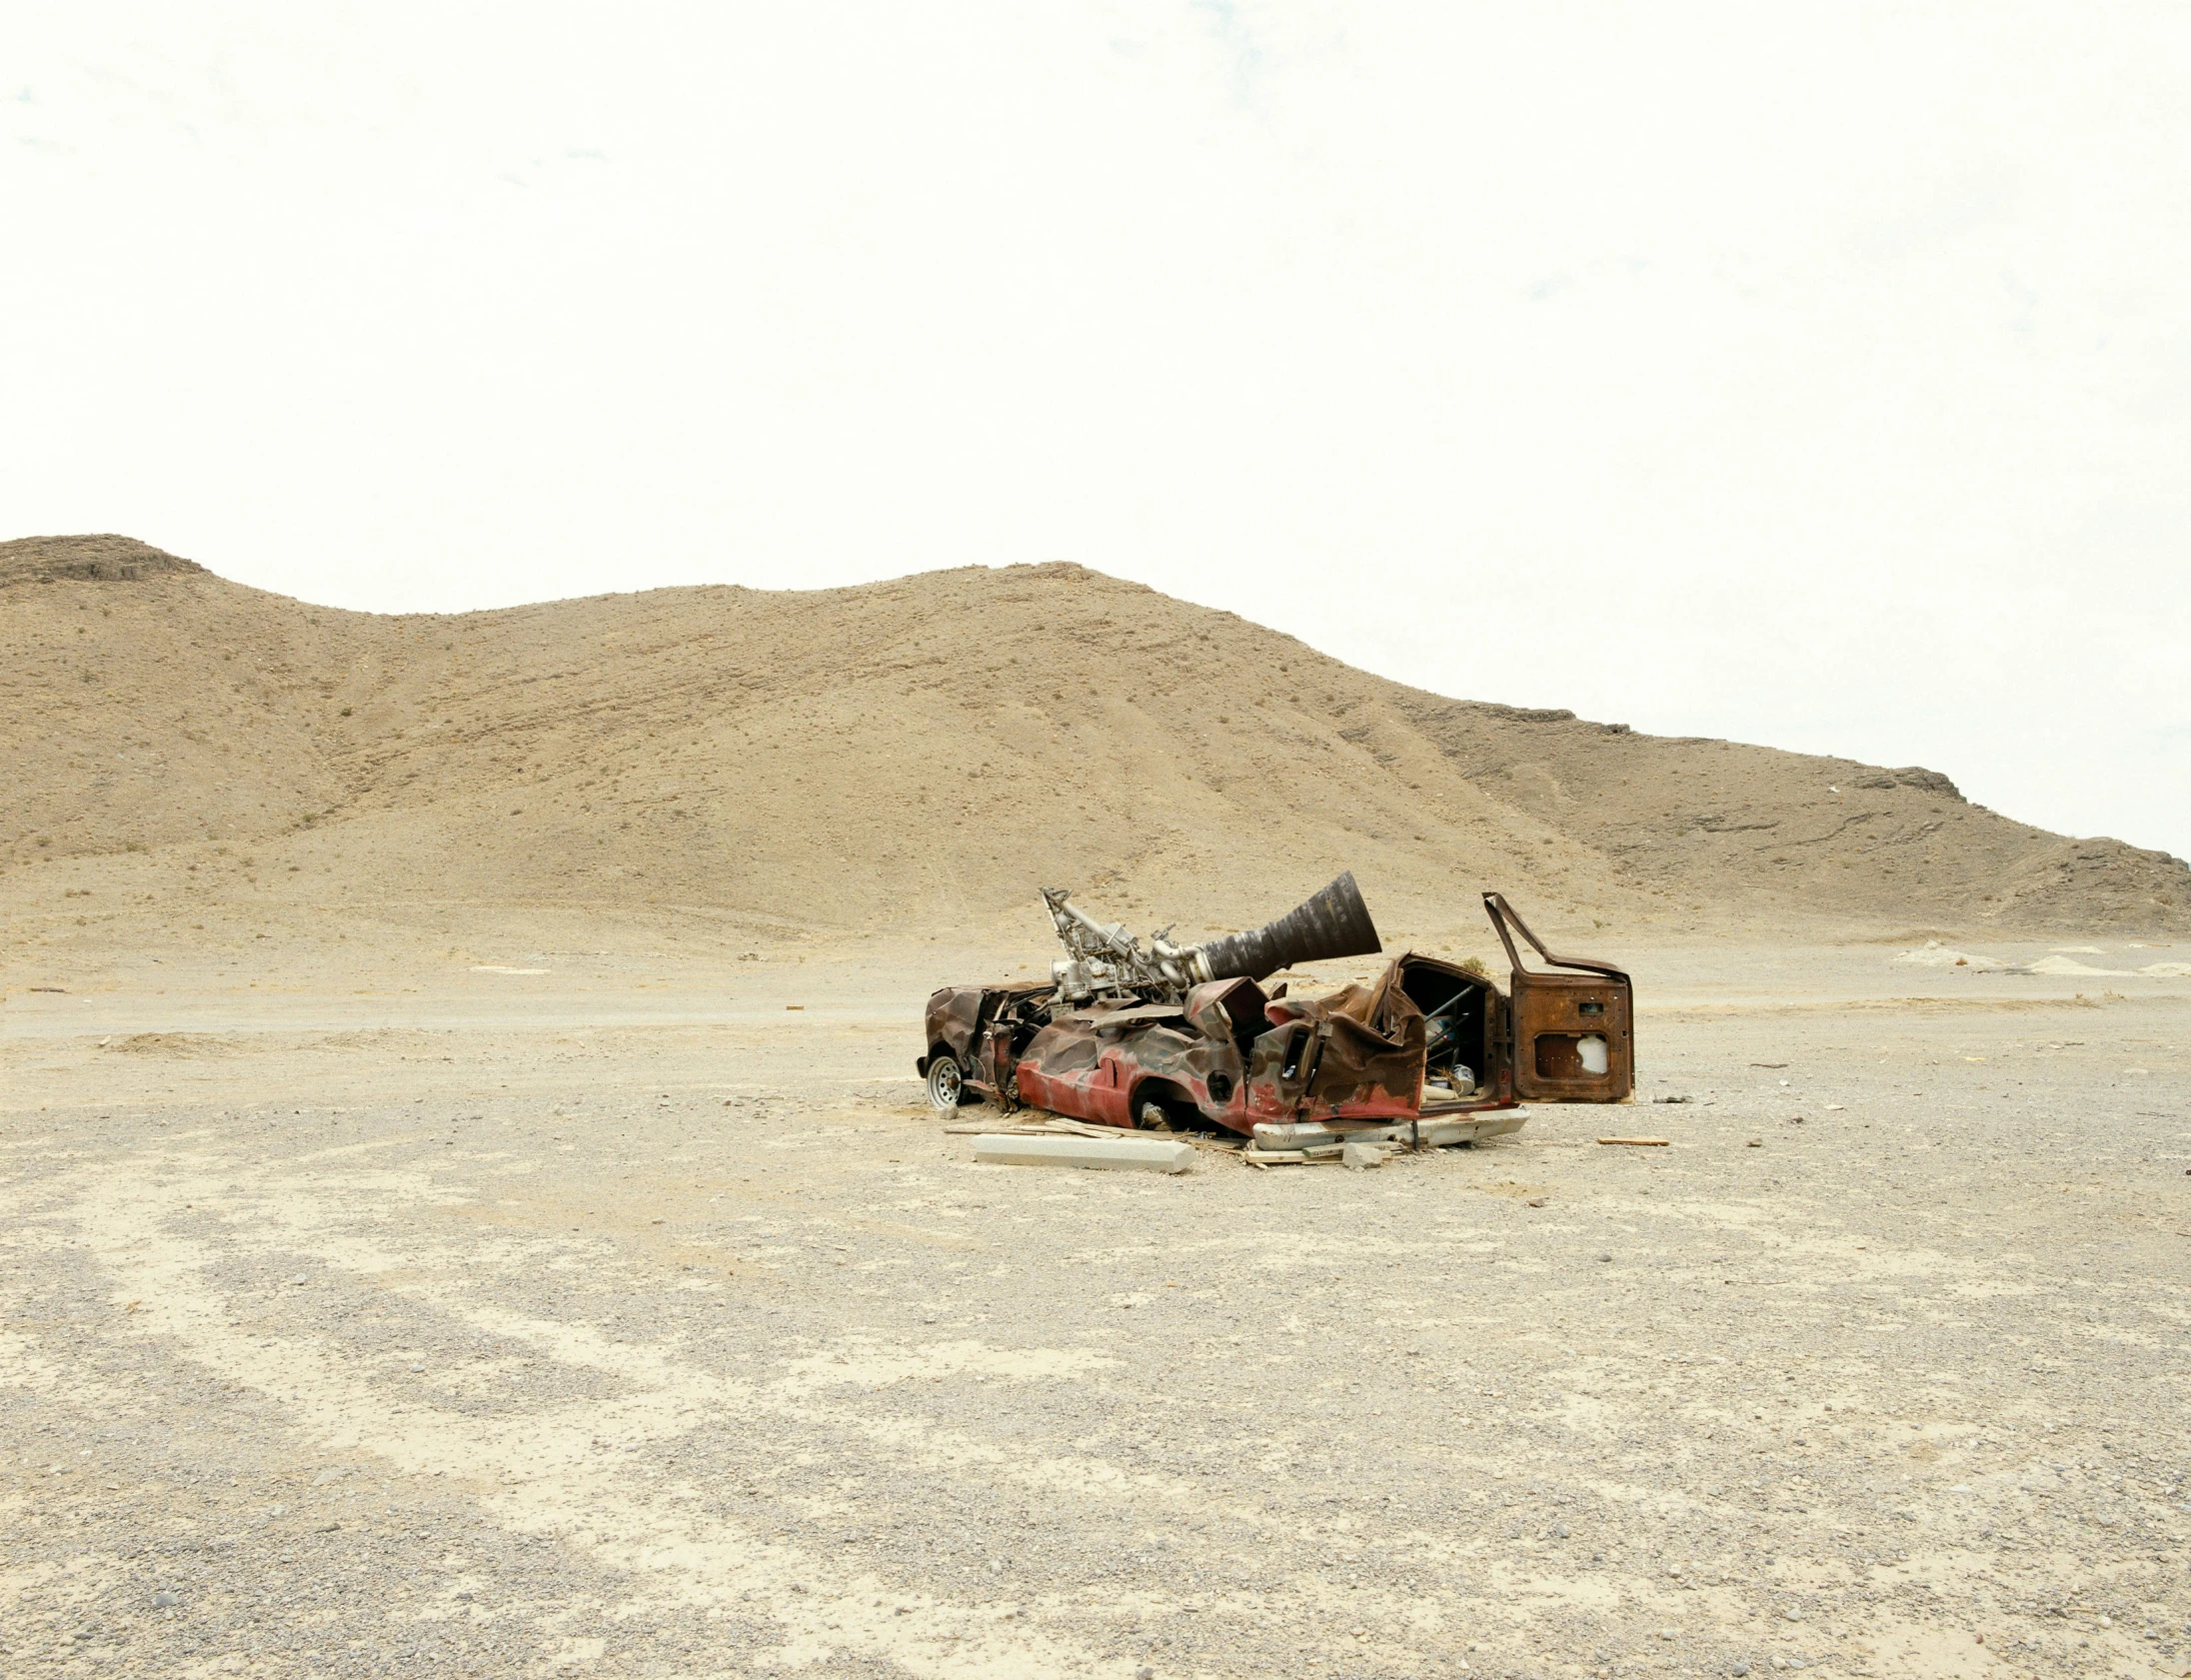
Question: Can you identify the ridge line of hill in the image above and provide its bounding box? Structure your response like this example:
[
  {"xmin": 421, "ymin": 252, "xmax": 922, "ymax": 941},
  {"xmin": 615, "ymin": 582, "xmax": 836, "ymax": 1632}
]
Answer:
[{"xmin": 3, "ymin": 534, "xmax": 2184, "ymax": 946}]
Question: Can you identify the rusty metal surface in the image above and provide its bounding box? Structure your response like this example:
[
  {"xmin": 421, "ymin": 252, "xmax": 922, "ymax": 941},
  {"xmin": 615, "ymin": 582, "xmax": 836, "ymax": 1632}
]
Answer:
[
  {"xmin": 1482, "ymin": 892, "xmax": 1634, "ymax": 1102},
  {"xmin": 923, "ymin": 986, "xmax": 985, "ymax": 1068},
  {"xmin": 922, "ymin": 983, "xmax": 1053, "ymax": 1101},
  {"xmin": 1248, "ymin": 973, "xmax": 1425, "ymax": 1121},
  {"xmin": 1388, "ymin": 951, "xmax": 1516, "ymax": 1108},
  {"xmin": 925, "ymin": 886, "xmax": 1632, "ymax": 1135},
  {"xmin": 1055, "ymin": 1002, "xmax": 1189, "ymax": 1029},
  {"xmin": 1184, "ymin": 975, "xmax": 1266, "ymax": 1050}
]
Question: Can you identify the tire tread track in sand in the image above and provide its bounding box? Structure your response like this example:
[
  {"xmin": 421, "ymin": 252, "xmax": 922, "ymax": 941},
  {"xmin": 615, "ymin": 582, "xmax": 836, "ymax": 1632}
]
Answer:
[
  {"xmin": 67, "ymin": 1163, "xmax": 1137, "ymax": 1680},
  {"xmin": 67, "ymin": 1151, "xmax": 1487, "ymax": 1641}
]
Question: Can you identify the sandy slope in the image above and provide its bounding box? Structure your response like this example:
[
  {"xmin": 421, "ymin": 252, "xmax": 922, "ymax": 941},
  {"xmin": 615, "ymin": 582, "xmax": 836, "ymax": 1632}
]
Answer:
[{"xmin": 4, "ymin": 535, "xmax": 2185, "ymax": 982}]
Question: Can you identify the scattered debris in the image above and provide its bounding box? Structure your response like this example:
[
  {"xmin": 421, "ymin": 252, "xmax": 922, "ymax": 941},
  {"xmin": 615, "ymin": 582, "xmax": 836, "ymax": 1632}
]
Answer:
[
  {"xmin": 1597, "ymin": 1136, "xmax": 1670, "ymax": 1147},
  {"xmin": 1252, "ymin": 1114, "xmax": 1524, "ymax": 1150},
  {"xmin": 945, "ymin": 1114, "xmax": 1116, "ymax": 1138}
]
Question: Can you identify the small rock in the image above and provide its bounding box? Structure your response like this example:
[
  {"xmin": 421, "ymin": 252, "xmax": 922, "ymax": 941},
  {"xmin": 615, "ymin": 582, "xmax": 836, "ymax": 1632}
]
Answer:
[
  {"xmin": 1552, "ymin": 1522, "xmax": 1569, "ymax": 1539},
  {"xmin": 1732, "ymin": 1666, "xmax": 1750, "ymax": 1677},
  {"xmin": 1135, "ymin": 1668, "xmax": 1155, "ymax": 1680},
  {"xmin": 1340, "ymin": 1140, "xmax": 1384, "ymax": 1170},
  {"xmin": 1596, "ymin": 1252, "xmax": 1613, "ymax": 1262},
  {"xmin": 290, "ymin": 1273, "xmax": 308, "ymax": 1287},
  {"xmin": 1524, "ymin": 1196, "xmax": 1547, "ymax": 1207},
  {"xmin": 152, "ymin": 1590, "xmax": 181, "ymax": 1609},
  {"xmin": 1784, "ymin": 1609, "xmax": 1802, "ymax": 1622}
]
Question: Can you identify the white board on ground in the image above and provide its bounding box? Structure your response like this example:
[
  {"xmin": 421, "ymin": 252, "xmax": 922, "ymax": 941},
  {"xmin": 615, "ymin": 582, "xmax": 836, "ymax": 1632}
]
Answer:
[{"xmin": 972, "ymin": 1133, "xmax": 1194, "ymax": 1173}]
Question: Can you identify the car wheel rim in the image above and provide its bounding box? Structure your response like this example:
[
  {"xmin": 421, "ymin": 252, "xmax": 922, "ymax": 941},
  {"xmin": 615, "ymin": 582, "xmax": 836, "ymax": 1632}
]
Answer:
[{"xmin": 928, "ymin": 1057, "xmax": 962, "ymax": 1108}]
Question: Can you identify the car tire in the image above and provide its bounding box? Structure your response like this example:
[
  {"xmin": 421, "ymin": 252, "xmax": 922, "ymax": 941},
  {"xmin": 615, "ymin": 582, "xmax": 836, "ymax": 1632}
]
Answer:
[{"xmin": 926, "ymin": 1052, "xmax": 968, "ymax": 1111}]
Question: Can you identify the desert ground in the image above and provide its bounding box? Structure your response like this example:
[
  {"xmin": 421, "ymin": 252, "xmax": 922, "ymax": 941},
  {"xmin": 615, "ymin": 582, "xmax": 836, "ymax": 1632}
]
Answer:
[
  {"xmin": 4, "ymin": 536, "xmax": 2189, "ymax": 1679},
  {"xmin": 5, "ymin": 929, "xmax": 2189, "ymax": 1680}
]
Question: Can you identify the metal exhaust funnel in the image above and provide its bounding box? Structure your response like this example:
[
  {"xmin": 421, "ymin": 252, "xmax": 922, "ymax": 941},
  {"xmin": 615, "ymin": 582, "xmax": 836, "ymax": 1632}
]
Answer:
[{"xmin": 1192, "ymin": 871, "xmax": 1382, "ymax": 983}]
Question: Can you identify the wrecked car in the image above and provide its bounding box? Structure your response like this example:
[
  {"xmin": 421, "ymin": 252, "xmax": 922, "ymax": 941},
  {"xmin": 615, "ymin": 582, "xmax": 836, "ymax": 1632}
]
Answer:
[{"xmin": 918, "ymin": 873, "xmax": 1631, "ymax": 1136}]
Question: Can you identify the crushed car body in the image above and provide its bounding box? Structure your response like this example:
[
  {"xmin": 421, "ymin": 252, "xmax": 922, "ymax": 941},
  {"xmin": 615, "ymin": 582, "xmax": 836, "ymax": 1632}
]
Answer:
[{"xmin": 919, "ymin": 874, "xmax": 1631, "ymax": 1136}]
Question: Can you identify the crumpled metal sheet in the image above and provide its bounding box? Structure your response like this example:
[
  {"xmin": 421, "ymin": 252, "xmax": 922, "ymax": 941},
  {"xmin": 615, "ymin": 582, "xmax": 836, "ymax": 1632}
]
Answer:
[
  {"xmin": 1248, "ymin": 968, "xmax": 1426, "ymax": 1120},
  {"xmin": 926, "ymin": 891, "xmax": 1632, "ymax": 1134}
]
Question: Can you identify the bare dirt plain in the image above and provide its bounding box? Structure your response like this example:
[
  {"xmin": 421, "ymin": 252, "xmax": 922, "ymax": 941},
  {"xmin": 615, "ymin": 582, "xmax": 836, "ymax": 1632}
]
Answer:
[
  {"xmin": 9, "ymin": 940, "xmax": 2191, "ymax": 1680},
  {"xmin": 4, "ymin": 537, "xmax": 2190, "ymax": 1680}
]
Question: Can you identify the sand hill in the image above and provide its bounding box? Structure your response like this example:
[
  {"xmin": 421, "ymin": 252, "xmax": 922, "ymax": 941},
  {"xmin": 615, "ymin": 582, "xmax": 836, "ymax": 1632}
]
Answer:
[{"xmin": 4, "ymin": 534, "xmax": 2185, "ymax": 962}]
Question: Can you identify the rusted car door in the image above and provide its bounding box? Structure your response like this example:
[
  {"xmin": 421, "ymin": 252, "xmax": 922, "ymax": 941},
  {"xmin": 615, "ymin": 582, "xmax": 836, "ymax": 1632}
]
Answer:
[
  {"xmin": 1012, "ymin": 1019, "xmax": 1140, "ymax": 1127},
  {"xmin": 1481, "ymin": 892, "xmax": 1633, "ymax": 1102}
]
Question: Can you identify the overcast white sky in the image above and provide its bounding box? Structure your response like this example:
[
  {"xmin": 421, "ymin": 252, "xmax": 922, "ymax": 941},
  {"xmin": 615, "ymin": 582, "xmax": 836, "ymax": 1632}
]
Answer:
[{"xmin": 7, "ymin": 4, "xmax": 2188, "ymax": 858}]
